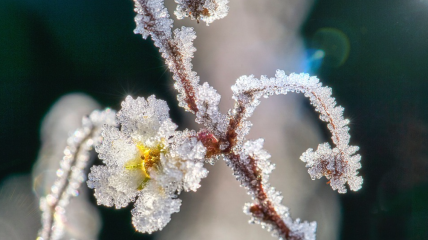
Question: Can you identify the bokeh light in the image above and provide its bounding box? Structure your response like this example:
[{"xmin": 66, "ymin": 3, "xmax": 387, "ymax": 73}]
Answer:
[{"xmin": 311, "ymin": 28, "xmax": 350, "ymax": 68}]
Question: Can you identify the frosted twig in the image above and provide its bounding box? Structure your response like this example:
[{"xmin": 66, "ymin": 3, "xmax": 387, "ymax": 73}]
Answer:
[
  {"xmin": 214, "ymin": 70, "xmax": 363, "ymax": 239},
  {"xmin": 37, "ymin": 109, "xmax": 116, "ymax": 240},
  {"xmin": 134, "ymin": 0, "xmax": 200, "ymax": 113},
  {"xmin": 223, "ymin": 139, "xmax": 316, "ymax": 240},
  {"xmin": 133, "ymin": 0, "xmax": 227, "ymax": 136},
  {"xmin": 230, "ymin": 70, "xmax": 363, "ymax": 193}
]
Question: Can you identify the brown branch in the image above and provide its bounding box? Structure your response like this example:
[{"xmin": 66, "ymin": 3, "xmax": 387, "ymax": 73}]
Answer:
[
  {"xmin": 310, "ymin": 90, "xmax": 345, "ymax": 160},
  {"xmin": 224, "ymin": 102, "xmax": 245, "ymax": 151},
  {"xmin": 167, "ymin": 41, "xmax": 199, "ymax": 112},
  {"xmin": 199, "ymin": 96, "xmax": 305, "ymax": 240},
  {"xmin": 227, "ymin": 153, "xmax": 302, "ymax": 240}
]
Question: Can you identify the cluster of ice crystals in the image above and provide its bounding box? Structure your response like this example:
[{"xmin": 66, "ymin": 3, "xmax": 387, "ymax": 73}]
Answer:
[
  {"xmin": 169, "ymin": 27, "xmax": 201, "ymax": 111},
  {"xmin": 240, "ymin": 139, "xmax": 274, "ymax": 183},
  {"xmin": 174, "ymin": 0, "xmax": 229, "ymax": 25},
  {"xmin": 195, "ymin": 82, "xmax": 228, "ymax": 135},
  {"xmin": 300, "ymin": 143, "xmax": 362, "ymax": 193},
  {"xmin": 282, "ymin": 219, "xmax": 317, "ymax": 240},
  {"xmin": 134, "ymin": 0, "xmax": 173, "ymax": 40},
  {"xmin": 131, "ymin": 184, "xmax": 182, "ymax": 233},
  {"xmin": 244, "ymin": 201, "xmax": 316, "ymax": 240},
  {"xmin": 231, "ymin": 70, "xmax": 362, "ymax": 193},
  {"xmin": 231, "ymin": 71, "xmax": 320, "ymax": 123},
  {"xmin": 87, "ymin": 95, "xmax": 208, "ymax": 233},
  {"xmin": 226, "ymin": 139, "xmax": 316, "ymax": 240},
  {"xmin": 38, "ymin": 109, "xmax": 116, "ymax": 240}
]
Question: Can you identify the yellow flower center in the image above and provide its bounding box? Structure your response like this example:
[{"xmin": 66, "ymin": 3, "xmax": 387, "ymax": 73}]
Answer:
[{"xmin": 125, "ymin": 142, "xmax": 163, "ymax": 190}]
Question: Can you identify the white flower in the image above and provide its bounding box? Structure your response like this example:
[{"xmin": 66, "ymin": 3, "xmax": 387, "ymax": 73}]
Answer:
[{"xmin": 87, "ymin": 95, "xmax": 208, "ymax": 233}]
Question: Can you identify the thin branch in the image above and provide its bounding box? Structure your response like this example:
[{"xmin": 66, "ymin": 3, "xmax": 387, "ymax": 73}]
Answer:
[
  {"xmin": 38, "ymin": 109, "xmax": 116, "ymax": 240},
  {"xmin": 227, "ymin": 154, "xmax": 305, "ymax": 240},
  {"xmin": 230, "ymin": 71, "xmax": 362, "ymax": 193},
  {"xmin": 38, "ymin": 122, "xmax": 95, "ymax": 240}
]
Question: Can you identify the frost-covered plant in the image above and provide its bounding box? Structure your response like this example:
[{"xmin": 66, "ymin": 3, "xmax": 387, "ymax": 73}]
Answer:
[{"xmin": 37, "ymin": 0, "xmax": 362, "ymax": 240}]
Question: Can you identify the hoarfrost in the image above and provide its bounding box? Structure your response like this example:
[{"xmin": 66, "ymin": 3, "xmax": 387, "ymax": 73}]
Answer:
[
  {"xmin": 231, "ymin": 70, "xmax": 362, "ymax": 193},
  {"xmin": 174, "ymin": 0, "xmax": 229, "ymax": 25}
]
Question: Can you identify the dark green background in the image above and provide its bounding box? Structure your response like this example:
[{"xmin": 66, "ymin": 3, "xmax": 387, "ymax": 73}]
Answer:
[{"xmin": 1, "ymin": 0, "xmax": 427, "ymax": 239}]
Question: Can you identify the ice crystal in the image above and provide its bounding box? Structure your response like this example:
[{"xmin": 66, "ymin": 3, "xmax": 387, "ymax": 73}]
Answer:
[
  {"xmin": 174, "ymin": 0, "xmax": 229, "ymax": 25},
  {"xmin": 195, "ymin": 82, "xmax": 228, "ymax": 136},
  {"xmin": 87, "ymin": 96, "xmax": 208, "ymax": 233}
]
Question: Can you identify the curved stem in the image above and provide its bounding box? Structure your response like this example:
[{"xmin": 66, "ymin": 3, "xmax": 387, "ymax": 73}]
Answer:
[{"xmin": 38, "ymin": 127, "xmax": 95, "ymax": 240}]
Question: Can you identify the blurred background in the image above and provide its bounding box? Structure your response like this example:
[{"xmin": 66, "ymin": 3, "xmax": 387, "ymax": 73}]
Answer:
[{"xmin": 1, "ymin": 0, "xmax": 428, "ymax": 239}]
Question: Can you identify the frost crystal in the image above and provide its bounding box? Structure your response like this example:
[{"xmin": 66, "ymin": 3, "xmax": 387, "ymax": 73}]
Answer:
[
  {"xmin": 134, "ymin": 0, "xmax": 173, "ymax": 40},
  {"xmin": 195, "ymin": 82, "xmax": 228, "ymax": 136},
  {"xmin": 169, "ymin": 26, "xmax": 201, "ymax": 112},
  {"xmin": 174, "ymin": 0, "xmax": 229, "ymax": 25},
  {"xmin": 87, "ymin": 96, "xmax": 208, "ymax": 233}
]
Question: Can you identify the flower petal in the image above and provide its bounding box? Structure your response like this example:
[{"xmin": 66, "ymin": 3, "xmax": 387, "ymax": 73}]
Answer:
[
  {"xmin": 87, "ymin": 165, "xmax": 140, "ymax": 208},
  {"xmin": 117, "ymin": 95, "xmax": 172, "ymax": 143},
  {"xmin": 96, "ymin": 125, "xmax": 138, "ymax": 167},
  {"xmin": 131, "ymin": 185, "xmax": 182, "ymax": 233}
]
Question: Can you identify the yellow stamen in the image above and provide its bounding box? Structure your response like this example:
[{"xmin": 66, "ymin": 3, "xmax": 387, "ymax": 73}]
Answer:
[{"xmin": 125, "ymin": 142, "xmax": 163, "ymax": 189}]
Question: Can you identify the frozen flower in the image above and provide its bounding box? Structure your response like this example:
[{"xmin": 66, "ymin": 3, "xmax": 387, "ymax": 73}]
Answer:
[{"xmin": 87, "ymin": 95, "xmax": 208, "ymax": 233}]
